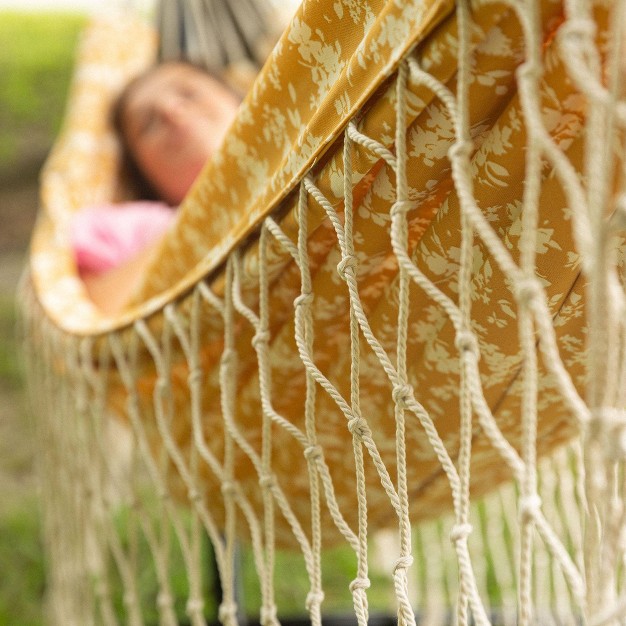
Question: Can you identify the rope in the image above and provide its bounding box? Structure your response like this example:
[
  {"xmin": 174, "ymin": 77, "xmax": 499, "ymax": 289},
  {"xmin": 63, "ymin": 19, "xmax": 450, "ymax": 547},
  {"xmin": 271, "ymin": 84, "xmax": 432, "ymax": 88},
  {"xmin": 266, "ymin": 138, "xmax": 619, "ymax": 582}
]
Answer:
[{"xmin": 20, "ymin": 1, "xmax": 626, "ymax": 624}]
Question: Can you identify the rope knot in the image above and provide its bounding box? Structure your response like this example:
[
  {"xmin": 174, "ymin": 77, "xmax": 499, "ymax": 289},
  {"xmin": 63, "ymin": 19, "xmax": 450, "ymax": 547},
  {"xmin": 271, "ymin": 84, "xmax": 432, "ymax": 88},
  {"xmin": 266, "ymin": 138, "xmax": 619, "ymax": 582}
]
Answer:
[
  {"xmin": 95, "ymin": 581, "xmax": 109, "ymax": 598},
  {"xmin": 304, "ymin": 445, "xmax": 323, "ymax": 462},
  {"xmin": 590, "ymin": 407, "xmax": 626, "ymax": 429},
  {"xmin": 221, "ymin": 348, "xmax": 236, "ymax": 366},
  {"xmin": 126, "ymin": 395, "xmax": 141, "ymax": 415},
  {"xmin": 589, "ymin": 407, "xmax": 626, "ymax": 460},
  {"xmin": 294, "ymin": 292, "xmax": 314, "ymax": 309},
  {"xmin": 305, "ymin": 591, "xmax": 325, "ymax": 611},
  {"xmin": 337, "ymin": 254, "xmax": 358, "ymax": 281},
  {"xmin": 349, "ymin": 577, "xmax": 371, "ymax": 593},
  {"xmin": 392, "ymin": 383, "xmax": 413, "ymax": 409},
  {"xmin": 347, "ymin": 416, "xmax": 368, "ymax": 438},
  {"xmin": 450, "ymin": 523, "xmax": 473, "ymax": 544},
  {"xmin": 260, "ymin": 605, "xmax": 278, "ymax": 625},
  {"xmin": 259, "ymin": 474, "xmax": 274, "ymax": 489},
  {"xmin": 448, "ymin": 140, "xmax": 473, "ymax": 161},
  {"xmin": 123, "ymin": 593, "xmax": 135, "ymax": 609},
  {"xmin": 252, "ymin": 330, "xmax": 271, "ymax": 350},
  {"xmin": 187, "ymin": 366, "xmax": 204, "ymax": 386},
  {"xmin": 218, "ymin": 601, "xmax": 238, "ymax": 623},
  {"xmin": 393, "ymin": 555, "xmax": 414, "ymax": 574},
  {"xmin": 390, "ymin": 200, "xmax": 414, "ymax": 218},
  {"xmin": 454, "ymin": 330, "xmax": 480, "ymax": 359},
  {"xmin": 517, "ymin": 61, "xmax": 541, "ymax": 82},
  {"xmin": 186, "ymin": 598, "xmax": 204, "ymax": 616},
  {"xmin": 221, "ymin": 481, "xmax": 236, "ymax": 497},
  {"xmin": 559, "ymin": 17, "xmax": 597, "ymax": 43},
  {"xmin": 76, "ymin": 396, "xmax": 88, "ymax": 413},
  {"xmin": 515, "ymin": 277, "xmax": 542, "ymax": 306},
  {"xmin": 187, "ymin": 488, "xmax": 202, "ymax": 504},
  {"xmin": 157, "ymin": 591, "xmax": 173, "ymax": 610},
  {"xmin": 610, "ymin": 194, "xmax": 626, "ymax": 231},
  {"xmin": 520, "ymin": 494, "xmax": 542, "ymax": 522}
]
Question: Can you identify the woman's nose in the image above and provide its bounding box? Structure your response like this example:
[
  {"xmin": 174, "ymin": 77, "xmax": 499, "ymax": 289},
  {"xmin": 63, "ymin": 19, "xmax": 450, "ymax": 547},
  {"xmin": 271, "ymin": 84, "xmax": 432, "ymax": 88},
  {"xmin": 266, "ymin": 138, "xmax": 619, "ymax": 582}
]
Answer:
[{"xmin": 157, "ymin": 94, "xmax": 186, "ymax": 124}]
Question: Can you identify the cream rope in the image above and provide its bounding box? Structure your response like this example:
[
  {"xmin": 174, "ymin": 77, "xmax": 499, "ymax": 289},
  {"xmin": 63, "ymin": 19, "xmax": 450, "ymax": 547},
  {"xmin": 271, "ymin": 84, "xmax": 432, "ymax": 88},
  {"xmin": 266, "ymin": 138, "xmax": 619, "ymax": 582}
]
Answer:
[
  {"xmin": 341, "ymin": 125, "xmax": 373, "ymax": 626},
  {"xmin": 20, "ymin": 0, "xmax": 626, "ymax": 623},
  {"xmin": 452, "ymin": 4, "xmax": 477, "ymax": 624}
]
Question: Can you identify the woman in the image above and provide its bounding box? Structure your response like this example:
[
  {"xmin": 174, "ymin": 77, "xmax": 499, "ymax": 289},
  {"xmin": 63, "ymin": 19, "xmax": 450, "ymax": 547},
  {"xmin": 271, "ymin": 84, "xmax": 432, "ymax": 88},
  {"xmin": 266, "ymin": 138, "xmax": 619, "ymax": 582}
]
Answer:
[
  {"xmin": 74, "ymin": 62, "xmax": 241, "ymax": 313},
  {"xmin": 114, "ymin": 61, "xmax": 241, "ymax": 205}
]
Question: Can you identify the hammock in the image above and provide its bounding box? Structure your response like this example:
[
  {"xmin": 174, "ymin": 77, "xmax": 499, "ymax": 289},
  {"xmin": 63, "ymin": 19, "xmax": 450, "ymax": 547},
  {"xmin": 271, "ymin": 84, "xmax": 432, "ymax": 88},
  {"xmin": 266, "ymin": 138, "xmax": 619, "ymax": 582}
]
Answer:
[
  {"xmin": 156, "ymin": 0, "xmax": 280, "ymax": 93},
  {"xmin": 20, "ymin": 0, "xmax": 626, "ymax": 624}
]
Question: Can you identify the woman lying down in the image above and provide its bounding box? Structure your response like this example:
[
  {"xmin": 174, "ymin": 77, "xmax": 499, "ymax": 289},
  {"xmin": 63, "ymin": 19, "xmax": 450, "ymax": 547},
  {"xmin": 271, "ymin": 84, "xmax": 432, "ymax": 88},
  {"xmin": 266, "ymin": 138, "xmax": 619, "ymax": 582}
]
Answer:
[{"xmin": 71, "ymin": 62, "xmax": 241, "ymax": 314}]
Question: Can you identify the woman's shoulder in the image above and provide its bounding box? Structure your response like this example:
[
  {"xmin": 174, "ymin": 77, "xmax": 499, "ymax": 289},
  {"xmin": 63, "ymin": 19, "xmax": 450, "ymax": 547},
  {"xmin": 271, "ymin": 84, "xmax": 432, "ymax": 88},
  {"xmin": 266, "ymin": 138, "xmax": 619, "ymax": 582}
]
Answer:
[{"xmin": 71, "ymin": 200, "xmax": 176, "ymax": 274}]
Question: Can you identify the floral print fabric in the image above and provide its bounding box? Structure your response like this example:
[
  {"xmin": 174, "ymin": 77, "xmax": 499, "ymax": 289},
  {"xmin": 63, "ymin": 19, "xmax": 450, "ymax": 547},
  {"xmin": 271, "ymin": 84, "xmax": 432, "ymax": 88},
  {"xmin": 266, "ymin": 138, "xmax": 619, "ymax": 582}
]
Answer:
[{"xmin": 28, "ymin": 0, "xmax": 624, "ymax": 537}]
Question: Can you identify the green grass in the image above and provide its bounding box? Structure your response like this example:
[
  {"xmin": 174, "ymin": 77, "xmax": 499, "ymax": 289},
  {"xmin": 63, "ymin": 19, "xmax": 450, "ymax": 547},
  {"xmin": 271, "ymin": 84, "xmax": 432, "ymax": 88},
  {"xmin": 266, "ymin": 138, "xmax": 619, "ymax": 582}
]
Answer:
[
  {"xmin": 0, "ymin": 10, "xmax": 529, "ymax": 624},
  {"xmin": 0, "ymin": 11, "xmax": 85, "ymax": 166},
  {"xmin": 0, "ymin": 499, "xmax": 46, "ymax": 626},
  {"xmin": 0, "ymin": 294, "xmax": 44, "ymax": 626},
  {"xmin": 0, "ymin": 11, "xmax": 86, "ymax": 626},
  {"xmin": 91, "ymin": 499, "xmax": 394, "ymax": 623},
  {"xmin": 241, "ymin": 541, "xmax": 394, "ymax": 617},
  {"xmin": 0, "ymin": 297, "xmax": 22, "ymax": 387}
]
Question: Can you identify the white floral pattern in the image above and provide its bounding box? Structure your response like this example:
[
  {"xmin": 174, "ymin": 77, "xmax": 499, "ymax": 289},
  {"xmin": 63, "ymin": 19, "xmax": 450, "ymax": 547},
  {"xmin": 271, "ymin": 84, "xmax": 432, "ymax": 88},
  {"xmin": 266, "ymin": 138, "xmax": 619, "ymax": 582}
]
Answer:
[{"xmin": 27, "ymin": 0, "xmax": 625, "ymax": 543}]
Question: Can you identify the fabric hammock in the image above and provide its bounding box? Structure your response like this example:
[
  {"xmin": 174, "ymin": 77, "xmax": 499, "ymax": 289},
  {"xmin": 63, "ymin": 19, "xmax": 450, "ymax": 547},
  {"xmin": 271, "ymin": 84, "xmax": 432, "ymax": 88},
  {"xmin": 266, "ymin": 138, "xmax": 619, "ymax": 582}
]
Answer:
[{"xmin": 21, "ymin": 0, "xmax": 626, "ymax": 624}]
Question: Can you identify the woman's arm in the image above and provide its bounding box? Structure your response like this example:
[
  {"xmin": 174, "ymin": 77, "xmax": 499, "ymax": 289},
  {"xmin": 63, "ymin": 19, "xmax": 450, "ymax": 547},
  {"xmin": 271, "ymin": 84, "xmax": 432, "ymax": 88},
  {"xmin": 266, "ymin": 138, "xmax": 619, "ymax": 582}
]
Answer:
[{"xmin": 81, "ymin": 240, "xmax": 160, "ymax": 315}]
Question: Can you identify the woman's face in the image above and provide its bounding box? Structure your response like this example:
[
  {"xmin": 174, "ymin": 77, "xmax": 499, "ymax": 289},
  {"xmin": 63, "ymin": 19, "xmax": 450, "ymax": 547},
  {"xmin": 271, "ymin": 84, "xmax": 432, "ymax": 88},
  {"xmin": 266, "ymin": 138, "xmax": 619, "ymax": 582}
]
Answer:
[{"xmin": 121, "ymin": 63, "xmax": 240, "ymax": 205}]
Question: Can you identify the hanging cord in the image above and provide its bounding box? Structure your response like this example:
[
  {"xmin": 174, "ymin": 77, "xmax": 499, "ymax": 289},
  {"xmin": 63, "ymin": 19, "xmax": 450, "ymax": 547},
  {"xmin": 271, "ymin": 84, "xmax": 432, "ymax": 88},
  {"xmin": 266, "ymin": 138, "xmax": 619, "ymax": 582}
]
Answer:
[{"xmin": 156, "ymin": 0, "xmax": 281, "ymax": 91}]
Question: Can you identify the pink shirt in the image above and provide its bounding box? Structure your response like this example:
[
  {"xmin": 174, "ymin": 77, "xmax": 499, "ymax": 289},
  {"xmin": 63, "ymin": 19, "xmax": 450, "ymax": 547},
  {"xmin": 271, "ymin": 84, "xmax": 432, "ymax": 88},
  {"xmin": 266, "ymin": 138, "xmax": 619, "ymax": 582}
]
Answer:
[{"xmin": 71, "ymin": 201, "xmax": 176, "ymax": 274}]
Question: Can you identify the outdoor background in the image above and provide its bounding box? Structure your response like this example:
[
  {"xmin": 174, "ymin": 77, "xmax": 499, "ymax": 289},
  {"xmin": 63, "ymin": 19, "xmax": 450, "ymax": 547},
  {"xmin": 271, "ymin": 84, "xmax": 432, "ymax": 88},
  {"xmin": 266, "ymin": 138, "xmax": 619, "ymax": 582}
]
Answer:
[
  {"xmin": 0, "ymin": 10, "xmax": 86, "ymax": 624},
  {"xmin": 0, "ymin": 4, "xmax": 398, "ymax": 625}
]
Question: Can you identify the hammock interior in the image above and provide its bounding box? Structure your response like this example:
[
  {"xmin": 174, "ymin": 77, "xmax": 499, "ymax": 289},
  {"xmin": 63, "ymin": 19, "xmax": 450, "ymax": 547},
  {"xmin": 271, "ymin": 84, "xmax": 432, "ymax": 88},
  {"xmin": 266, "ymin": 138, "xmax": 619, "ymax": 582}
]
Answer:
[{"xmin": 20, "ymin": 0, "xmax": 626, "ymax": 624}]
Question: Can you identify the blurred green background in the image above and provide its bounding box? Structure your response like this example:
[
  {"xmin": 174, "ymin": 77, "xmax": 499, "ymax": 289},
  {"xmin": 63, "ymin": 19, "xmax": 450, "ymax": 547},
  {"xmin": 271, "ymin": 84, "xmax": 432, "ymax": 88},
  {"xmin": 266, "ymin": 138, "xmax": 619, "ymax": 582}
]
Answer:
[
  {"xmin": 0, "ymin": 11, "xmax": 396, "ymax": 625},
  {"xmin": 0, "ymin": 11, "xmax": 85, "ymax": 625}
]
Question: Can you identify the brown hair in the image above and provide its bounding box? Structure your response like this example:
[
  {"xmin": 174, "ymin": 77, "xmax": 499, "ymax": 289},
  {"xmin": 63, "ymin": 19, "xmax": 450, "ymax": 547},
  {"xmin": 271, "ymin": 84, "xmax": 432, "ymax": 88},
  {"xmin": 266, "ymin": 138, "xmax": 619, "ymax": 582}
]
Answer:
[
  {"xmin": 110, "ymin": 61, "xmax": 240, "ymax": 202},
  {"xmin": 110, "ymin": 69, "xmax": 160, "ymax": 201}
]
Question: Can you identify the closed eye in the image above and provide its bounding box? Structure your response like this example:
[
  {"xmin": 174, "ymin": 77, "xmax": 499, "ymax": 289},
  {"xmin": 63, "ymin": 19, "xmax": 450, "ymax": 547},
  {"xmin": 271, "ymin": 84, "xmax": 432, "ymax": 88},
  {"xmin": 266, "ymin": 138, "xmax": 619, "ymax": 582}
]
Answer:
[
  {"xmin": 137, "ymin": 108, "xmax": 158, "ymax": 135},
  {"xmin": 177, "ymin": 86, "xmax": 196, "ymax": 99}
]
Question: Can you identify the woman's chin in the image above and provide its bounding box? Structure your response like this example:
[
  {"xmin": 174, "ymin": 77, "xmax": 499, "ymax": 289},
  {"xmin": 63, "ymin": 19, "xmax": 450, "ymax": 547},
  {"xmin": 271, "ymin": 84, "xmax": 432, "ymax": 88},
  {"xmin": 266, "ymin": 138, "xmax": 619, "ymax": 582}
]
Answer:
[{"xmin": 150, "ymin": 152, "xmax": 211, "ymax": 205}]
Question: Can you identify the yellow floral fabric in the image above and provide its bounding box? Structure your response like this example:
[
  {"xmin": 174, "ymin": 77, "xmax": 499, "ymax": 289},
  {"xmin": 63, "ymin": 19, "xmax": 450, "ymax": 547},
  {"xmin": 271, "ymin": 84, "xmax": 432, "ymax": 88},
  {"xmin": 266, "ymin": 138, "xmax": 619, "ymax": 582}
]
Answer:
[
  {"xmin": 29, "ymin": 0, "xmax": 623, "ymax": 540},
  {"xmin": 30, "ymin": 13, "xmax": 157, "ymax": 331}
]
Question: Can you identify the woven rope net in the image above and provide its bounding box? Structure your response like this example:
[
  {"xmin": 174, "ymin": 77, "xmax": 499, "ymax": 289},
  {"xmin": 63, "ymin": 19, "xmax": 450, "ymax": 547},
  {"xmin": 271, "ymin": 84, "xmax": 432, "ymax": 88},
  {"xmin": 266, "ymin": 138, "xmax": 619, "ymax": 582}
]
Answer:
[{"xmin": 19, "ymin": 0, "xmax": 626, "ymax": 624}]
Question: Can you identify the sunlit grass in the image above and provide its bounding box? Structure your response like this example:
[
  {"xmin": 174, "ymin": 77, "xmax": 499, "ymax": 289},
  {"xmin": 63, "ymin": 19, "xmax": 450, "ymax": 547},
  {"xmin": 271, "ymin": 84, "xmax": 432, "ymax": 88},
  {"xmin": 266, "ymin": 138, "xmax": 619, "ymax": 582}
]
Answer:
[
  {"xmin": 0, "ymin": 297, "xmax": 21, "ymax": 387},
  {"xmin": 0, "ymin": 11, "xmax": 85, "ymax": 626},
  {"xmin": 0, "ymin": 498, "xmax": 46, "ymax": 625},
  {"xmin": 0, "ymin": 11, "xmax": 85, "ymax": 166},
  {"xmin": 0, "ymin": 13, "xmax": 392, "ymax": 623}
]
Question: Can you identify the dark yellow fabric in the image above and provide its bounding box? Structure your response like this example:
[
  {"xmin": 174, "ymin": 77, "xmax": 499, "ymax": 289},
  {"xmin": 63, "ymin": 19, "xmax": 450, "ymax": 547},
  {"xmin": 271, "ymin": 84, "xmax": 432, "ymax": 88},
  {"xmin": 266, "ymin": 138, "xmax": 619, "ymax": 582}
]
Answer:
[{"xmin": 29, "ymin": 0, "xmax": 621, "ymax": 541}]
